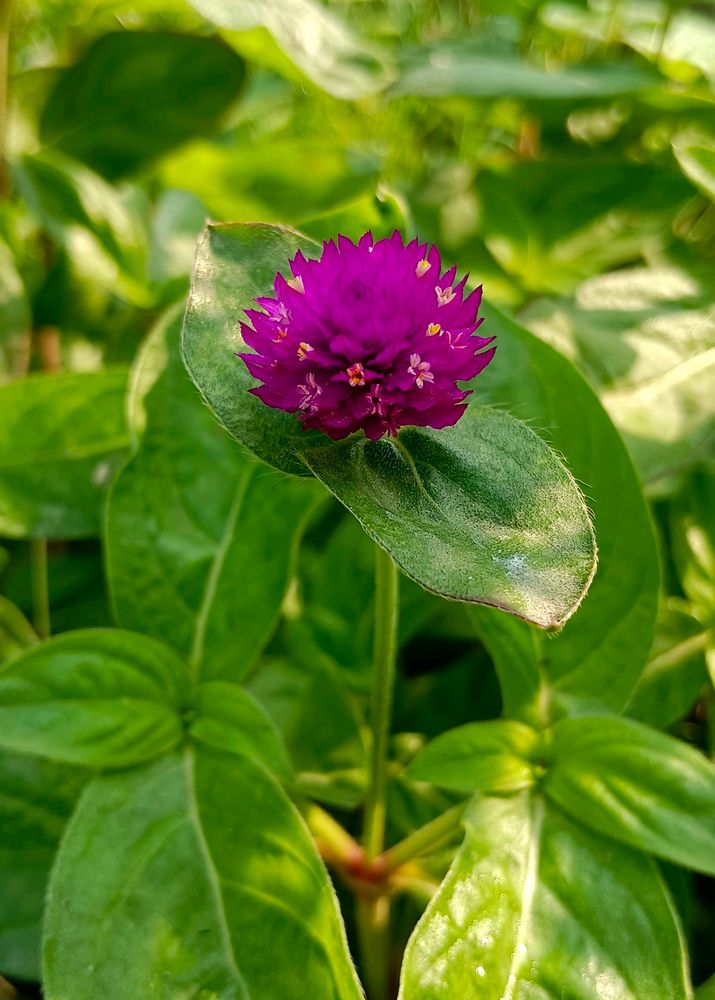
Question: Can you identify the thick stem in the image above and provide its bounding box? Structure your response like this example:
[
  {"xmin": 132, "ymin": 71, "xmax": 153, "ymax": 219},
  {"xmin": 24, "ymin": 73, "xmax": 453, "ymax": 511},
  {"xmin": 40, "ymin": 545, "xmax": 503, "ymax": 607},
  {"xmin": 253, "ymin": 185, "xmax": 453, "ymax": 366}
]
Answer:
[
  {"xmin": 30, "ymin": 538, "xmax": 50, "ymax": 639},
  {"xmin": 380, "ymin": 802, "xmax": 466, "ymax": 874},
  {"xmin": 358, "ymin": 544, "xmax": 399, "ymax": 1000}
]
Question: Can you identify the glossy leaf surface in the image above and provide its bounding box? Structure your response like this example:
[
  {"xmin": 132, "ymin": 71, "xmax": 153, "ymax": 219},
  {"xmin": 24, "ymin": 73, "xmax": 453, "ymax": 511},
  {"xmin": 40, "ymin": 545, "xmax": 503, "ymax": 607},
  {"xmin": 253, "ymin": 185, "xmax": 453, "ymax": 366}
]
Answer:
[
  {"xmin": 545, "ymin": 715, "xmax": 715, "ymax": 874},
  {"xmin": 187, "ymin": 0, "xmax": 388, "ymax": 98},
  {"xmin": 400, "ymin": 794, "xmax": 690, "ymax": 999},
  {"xmin": 305, "ymin": 403, "xmax": 596, "ymax": 629},
  {"xmin": 107, "ymin": 309, "xmax": 320, "ymax": 680},
  {"xmin": 0, "ymin": 370, "xmax": 129, "ymax": 539},
  {"xmin": 406, "ymin": 720, "xmax": 539, "ymax": 793},
  {"xmin": 44, "ymin": 749, "xmax": 363, "ymax": 1000},
  {"xmin": 471, "ymin": 303, "xmax": 659, "ymax": 718},
  {"xmin": 0, "ymin": 629, "xmax": 188, "ymax": 766}
]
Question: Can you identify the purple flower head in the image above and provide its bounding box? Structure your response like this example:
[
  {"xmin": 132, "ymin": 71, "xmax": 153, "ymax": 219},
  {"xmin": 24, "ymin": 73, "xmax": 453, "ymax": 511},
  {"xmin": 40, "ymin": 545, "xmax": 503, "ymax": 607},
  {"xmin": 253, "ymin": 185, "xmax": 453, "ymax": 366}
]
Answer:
[{"xmin": 239, "ymin": 231, "xmax": 495, "ymax": 441}]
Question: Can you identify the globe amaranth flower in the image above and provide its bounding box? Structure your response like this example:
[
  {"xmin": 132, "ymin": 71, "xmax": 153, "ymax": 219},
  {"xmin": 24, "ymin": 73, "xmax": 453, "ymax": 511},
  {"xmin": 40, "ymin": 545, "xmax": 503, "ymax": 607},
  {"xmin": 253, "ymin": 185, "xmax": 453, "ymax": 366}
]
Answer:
[{"xmin": 239, "ymin": 230, "xmax": 495, "ymax": 441}]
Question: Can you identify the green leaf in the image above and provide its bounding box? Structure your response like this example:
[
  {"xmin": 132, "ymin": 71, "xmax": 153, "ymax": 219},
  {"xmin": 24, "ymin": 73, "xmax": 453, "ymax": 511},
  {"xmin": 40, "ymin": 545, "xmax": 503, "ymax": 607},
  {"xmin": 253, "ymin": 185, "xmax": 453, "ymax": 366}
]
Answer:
[
  {"xmin": 184, "ymin": 222, "xmax": 595, "ymax": 627},
  {"xmin": 0, "ymin": 594, "xmax": 37, "ymax": 662},
  {"xmin": 44, "ymin": 748, "xmax": 363, "ymax": 999},
  {"xmin": 406, "ymin": 720, "xmax": 540, "ymax": 793},
  {"xmin": 393, "ymin": 42, "xmax": 661, "ymax": 101},
  {"xmin": 523, "ymin": 256, "xmax": 715, "ymax": 485},
  {"xmin": 0, "ymin": 750, "xmax": 86, "ymax": 980},
  {"xmin": 40, "ymin": 31, "xmax": 245, "ymax": 180},
  {"xmin": 475, "ymin": 161, "xmax": 690, "ymax": 297},
  {"xmin": 13, "ymin": 151, "xmax": 151, "ymax": 305},
  {"xmin": 189, "ymin": 680, "xmax": 292, "ymax": 781},
  {"xmin": 182, "ymin": 222, "xmax": 323, "ymax": 476},
  {"xmin": 400, "ymin": 793, "xmax": 690, "ymax": 1000},
  {"xmin": 304, "ymin": 402, "xmax": 596, "ymax": 629},
  {"xmin": 247, "ymin": 656, "xmax": 367, "ymax": 808},
  {"xmin": 0, "ymin": 370, "xmax": 130, "ymax": 539},
  {"xmin": 187, "ymin": 0, "xmax": 389, "ymax": 99},
  {"xmin": 626, "ymin": 600, "xmax": 708, "ymax": 729},
  {"xmin": 161, "ymin": 138, "xmax": 380, "ymax": 227},
  {"xmin": 0, "ymin": 629, "xmax": 188, "ymax": 767},
  {"xmin": 147, "ymin": 188, "xmax": 208, "ymax": 299},
  {"xmin": 471, "ymin": 303, "xmax": 659, "ymax": 718},
  {"xmin": 107, "ymin": 309, "xmax": 320, "ymax": 680},
  {"xmin": 0, "ymin": 236, "xmax": 30, "ymax": 382},
  {"xmin": 673, "ymin": 128, "xmax": 715, "ymax": 202},
  {"xmin": 544, "ymin": 715, "xmax": 715, "ymax": 875},
  {"xmin": 671, "ymin": 465, "xmax": 715, "ymax": 626}
]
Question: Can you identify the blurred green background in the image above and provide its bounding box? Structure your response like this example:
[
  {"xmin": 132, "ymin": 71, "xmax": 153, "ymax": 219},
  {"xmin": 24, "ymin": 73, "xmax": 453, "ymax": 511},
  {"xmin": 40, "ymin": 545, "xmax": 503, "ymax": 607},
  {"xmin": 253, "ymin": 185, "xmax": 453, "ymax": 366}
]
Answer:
[{"xmin": 1, "ymin": 0, "xmax": 715, "ymax": 994}]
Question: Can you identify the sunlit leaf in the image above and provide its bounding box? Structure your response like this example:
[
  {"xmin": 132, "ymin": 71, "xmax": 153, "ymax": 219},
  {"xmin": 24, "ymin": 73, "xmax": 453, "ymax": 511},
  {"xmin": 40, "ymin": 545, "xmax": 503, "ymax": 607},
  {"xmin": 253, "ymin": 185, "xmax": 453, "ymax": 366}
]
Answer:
[
  {"xmin": 304, "ymin": 403, "xmax": 596, "ymax": 629},
  {"xmin": 400, "ymin": 793, "xmax": 690, "ymax": 999},
  {"xmin": 406, "ymin": 719, "xmax": 540, "ymax": 793},
  {"xmin": 0, "ymin": 629, "xmax": 188, "ymax": 767},
  {"xmin": 523, "ymin": 256, "xmax": 715, "ymax": 484},
  {"xmin": 545, "ymin": 715, "xmax": 715, "ymax": 875},
  {"xmin": 187, "ymin": 0, "xmax": 389, "ymax": 98},
  {"xmin": 44, "ymin": 749, "xmax": 364, "ymax": 999}
]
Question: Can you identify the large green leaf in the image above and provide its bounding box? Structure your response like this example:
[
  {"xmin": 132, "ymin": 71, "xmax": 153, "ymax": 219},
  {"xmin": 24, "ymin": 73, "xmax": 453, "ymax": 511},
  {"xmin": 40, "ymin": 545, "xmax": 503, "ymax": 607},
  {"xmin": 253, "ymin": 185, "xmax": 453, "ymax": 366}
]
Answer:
[
  {"xmin": 107, "ymin": 309, "xmax": 320, "ymax": 680},
  {"xmin": 303, "ymin": 403, "xmax": 596, "ymax": 628},
  {"xmin": 471, "ymin": 303, "xmax": 659, "ymax": 719},
  {"xmin": 13, "ymin": 151, "xmax": 151, "ymax": 305},
  {"xmin": 393, "ymin": 41, "xmax": 661, "ymax": 101},
  {"xmin": 523, "ymin": 256, "xmax": 715, "ymax": 485},
  {"xmin": 187, "ymin": 0, "xmax": 389, "ymax": 99},
  {"xmin": 0, "ymin": 629, "xmax": 188, "ymax": 767},
  {"xmin": 545, "ymin": 715, "xmax": 715, "ymax": 875},
  {"xmin": 399, "ymin": 794, "xmax": 690, "ymax": 999},
  {"xmin": 0, "ymin": 750, "xmax": 86, "ymax": 980},
  {"xmin": 0, "ymin": 370, "xmax": 130, "ymax": 539},
  {"xmin": 44, "ymin": 748, "xmax": 363, "ymax": 999},
  {"xmin": 406, "ymin": 719, "xmax": 540, "ymax": 793},
  {"xmin": 40, "ymin": 31, "xmax": 245, "ymax": 180}
]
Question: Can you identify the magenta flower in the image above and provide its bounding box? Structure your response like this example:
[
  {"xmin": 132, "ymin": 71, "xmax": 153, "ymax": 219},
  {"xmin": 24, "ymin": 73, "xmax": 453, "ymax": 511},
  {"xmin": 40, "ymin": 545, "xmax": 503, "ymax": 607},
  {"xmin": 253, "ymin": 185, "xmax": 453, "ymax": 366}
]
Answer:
[{"xmin": 239, "ymin": 231, "xmax": 495, "ymax": 441}]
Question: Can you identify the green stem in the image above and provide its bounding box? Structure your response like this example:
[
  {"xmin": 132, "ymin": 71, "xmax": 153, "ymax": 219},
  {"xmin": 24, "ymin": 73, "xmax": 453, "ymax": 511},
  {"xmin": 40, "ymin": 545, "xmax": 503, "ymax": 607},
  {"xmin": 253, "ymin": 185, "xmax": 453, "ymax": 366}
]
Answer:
[
  {"xmin": 358, "ymin": 544, "xmax": 399, "ymax": 1000},
  {"xmin": 380, "ymin": 802, "xmax": 466, "ymax": 874},
  {"xmin": 30, "ymin": 538, "xmax": 50, "ymax": 639},
  {"xmin": 364, "ymin": 544, "xmax": 400, "ymax": 860}
]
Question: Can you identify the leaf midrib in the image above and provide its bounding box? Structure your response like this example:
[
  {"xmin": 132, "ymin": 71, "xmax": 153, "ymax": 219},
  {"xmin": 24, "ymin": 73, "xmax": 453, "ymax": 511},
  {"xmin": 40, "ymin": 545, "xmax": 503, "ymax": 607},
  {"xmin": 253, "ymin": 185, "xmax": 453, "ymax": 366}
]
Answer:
[{"xmin": 183, "ymin": 748, "xmax": 250, "ymax": 999}]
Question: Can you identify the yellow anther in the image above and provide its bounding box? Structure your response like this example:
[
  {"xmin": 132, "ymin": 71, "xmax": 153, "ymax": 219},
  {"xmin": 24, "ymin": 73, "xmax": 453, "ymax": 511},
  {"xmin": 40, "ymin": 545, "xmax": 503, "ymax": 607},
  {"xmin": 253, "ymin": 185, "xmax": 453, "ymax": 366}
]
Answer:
[
  {"xmin": 288, "ymin": 275, "xmax": 305, "ymax": 293},
  {"xmin": 426, "ymin": 322, "xmax": 442, "ymax": 337},
  {"xmin": 297, "ymin": 342, "xmax": 313, "ymax": 360},
  {"xmin": 415, "ymin": 259, "xmax": 431, "ymax": 277},
  {"xmin": 347, "ymin": 363, "xmax": 365, "ymax": 387}
]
